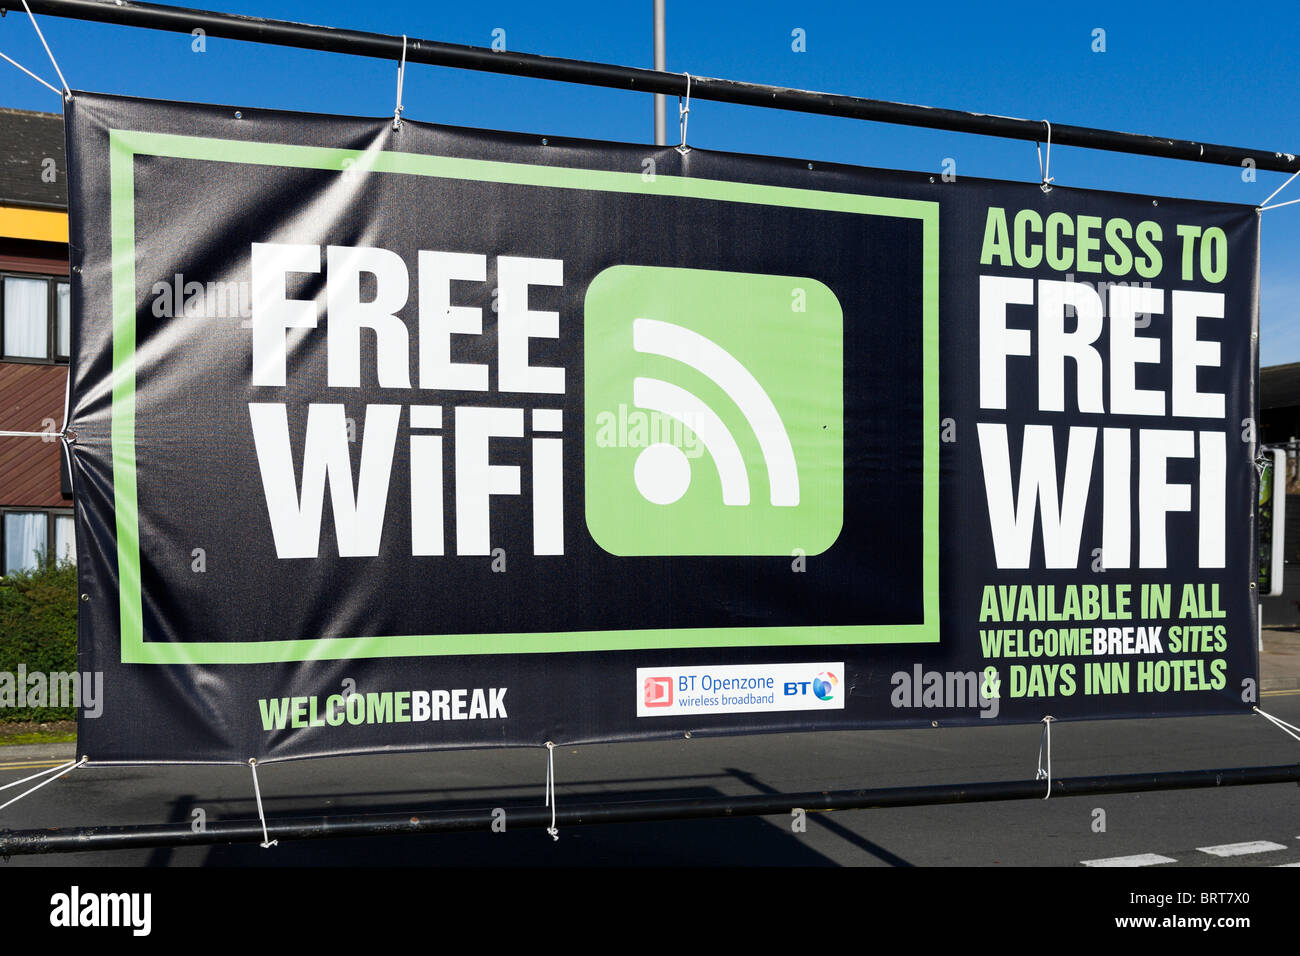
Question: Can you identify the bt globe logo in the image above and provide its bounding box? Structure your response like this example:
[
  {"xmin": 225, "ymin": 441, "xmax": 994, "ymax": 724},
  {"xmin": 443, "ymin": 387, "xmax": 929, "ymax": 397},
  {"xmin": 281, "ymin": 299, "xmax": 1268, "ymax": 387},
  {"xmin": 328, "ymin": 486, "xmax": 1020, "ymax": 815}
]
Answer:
[{"xmin": 812, "ymin": 671, "xmax": 839, "ymax": 702}]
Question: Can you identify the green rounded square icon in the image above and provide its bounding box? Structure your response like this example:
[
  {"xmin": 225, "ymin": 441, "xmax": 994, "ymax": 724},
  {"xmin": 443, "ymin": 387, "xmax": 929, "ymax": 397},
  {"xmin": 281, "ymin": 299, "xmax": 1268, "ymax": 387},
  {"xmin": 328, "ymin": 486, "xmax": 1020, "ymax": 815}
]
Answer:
[{"xmin": 584, "ymin": 265, "xmax": 843, "ymax": 556}]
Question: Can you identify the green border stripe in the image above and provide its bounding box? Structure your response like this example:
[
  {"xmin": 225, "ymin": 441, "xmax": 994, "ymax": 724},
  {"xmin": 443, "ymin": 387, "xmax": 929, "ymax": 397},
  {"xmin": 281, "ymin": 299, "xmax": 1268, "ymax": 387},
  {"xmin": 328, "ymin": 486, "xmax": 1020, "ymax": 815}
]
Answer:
[
  {"xmin": 110, "ymin": 134, "xmax": 143, "ymax": 660},
  {"xmin": 108, "ymin": 129, "xmax": 940, "ymax": 664},
  {"xmin": 111, "ymin": 130, "xmax": 940, "ymax": 219},
  {"xmin": 923, "ymin": 206, "xmax": 940, "ymax": 642},
  {"xmin": 132, "ymin": 624, "xmax": 937, "ymax": 666}
]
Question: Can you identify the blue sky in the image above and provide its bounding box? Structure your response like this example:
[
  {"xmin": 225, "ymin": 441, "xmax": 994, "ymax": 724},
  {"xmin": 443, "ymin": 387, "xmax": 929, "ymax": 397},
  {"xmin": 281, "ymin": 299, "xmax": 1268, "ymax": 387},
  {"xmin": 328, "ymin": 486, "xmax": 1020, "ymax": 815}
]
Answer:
[{"xmin": 3, "ymin": 0, "xmax": 1298, "ymax": 364}]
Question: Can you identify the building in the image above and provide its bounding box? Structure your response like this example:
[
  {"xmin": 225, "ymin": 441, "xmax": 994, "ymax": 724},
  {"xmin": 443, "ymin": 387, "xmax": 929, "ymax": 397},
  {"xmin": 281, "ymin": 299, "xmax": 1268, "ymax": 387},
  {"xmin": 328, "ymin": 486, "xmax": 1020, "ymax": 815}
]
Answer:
[
  {"xmin": 0, "ymin": 106, "xmax": 73, "ymax": 576},
  {"xmin": 1260, "ymin": 361, "xmax": 1300, "ymax": 625}
]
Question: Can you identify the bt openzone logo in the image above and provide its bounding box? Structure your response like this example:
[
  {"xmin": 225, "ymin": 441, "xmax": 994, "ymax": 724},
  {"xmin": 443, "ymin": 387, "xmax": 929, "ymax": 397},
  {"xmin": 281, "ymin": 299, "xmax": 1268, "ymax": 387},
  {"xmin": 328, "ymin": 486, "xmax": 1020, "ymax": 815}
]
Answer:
[
  {"xmin": 812, "ymin": 671, "xmax": 838, "ymax": 701},
  {"xmin": 644, "ymin": 676, "xmax": 673, "ymax": 707}
]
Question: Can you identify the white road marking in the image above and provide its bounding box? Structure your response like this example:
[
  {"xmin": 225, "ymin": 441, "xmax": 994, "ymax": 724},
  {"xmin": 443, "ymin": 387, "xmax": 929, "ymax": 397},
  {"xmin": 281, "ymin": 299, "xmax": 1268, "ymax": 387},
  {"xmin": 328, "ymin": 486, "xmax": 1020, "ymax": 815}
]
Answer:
[
  {"xmin": 1275, "ymin": 862, "xmax": 1300, "ymax": 867},
  {"xmin": 1197, "ymin": 841, "xmax": 1287, "ymax": 857},
  {"xmin": 1081, "ymin": 853, "xmax": 1177, "ymax": 867}
]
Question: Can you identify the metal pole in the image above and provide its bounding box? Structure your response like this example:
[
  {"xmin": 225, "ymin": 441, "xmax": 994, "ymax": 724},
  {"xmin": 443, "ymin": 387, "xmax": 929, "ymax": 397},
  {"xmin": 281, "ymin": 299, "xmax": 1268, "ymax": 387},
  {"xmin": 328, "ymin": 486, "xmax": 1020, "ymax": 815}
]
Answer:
[
  {"xmin": 2, "ymin": 763, "xmax": 1297, "ymax": 855},
  {"xmin": 653, "ymin": 0, "xmax": 665, "ymax": 146},
  {"xmin": 16, "ymin": 0, "xmax": 1300, "ymax": 173}
]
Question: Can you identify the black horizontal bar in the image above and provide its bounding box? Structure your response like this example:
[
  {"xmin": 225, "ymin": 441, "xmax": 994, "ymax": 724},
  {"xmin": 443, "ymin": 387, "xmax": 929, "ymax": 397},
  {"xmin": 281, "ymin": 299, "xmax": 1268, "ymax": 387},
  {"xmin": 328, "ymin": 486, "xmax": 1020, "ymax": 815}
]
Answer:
[
  {"xmin": 16, "ymin": 0, "xmax": 1300, "ymax": 174},
  {"xmin": 3, "ymin": 763, "xmax": 1297, "ymax": 855}
]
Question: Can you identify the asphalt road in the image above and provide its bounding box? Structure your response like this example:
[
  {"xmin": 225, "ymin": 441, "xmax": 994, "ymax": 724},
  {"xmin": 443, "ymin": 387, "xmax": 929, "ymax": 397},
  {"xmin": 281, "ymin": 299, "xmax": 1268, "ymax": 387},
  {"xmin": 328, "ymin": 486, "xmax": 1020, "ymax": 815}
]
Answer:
[{"xmin": 1, "ymin": 691, "xmax": 1296, "ymax": 868}]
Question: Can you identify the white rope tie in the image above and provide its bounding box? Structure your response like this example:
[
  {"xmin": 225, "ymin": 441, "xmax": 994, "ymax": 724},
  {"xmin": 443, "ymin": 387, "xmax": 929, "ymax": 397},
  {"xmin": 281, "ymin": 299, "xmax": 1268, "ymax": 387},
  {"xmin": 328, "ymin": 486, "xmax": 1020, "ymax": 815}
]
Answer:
[
  {"xmin": 248, "ymin": 758, "xmax": 278, "ymax": 848},
  {"xmin": 59, "ymin": 369, "xmax": 76, "ymax": 499},
  {"xmin": 0, "ymin": 757, "xmax": 86, "ymax": 813},
  {"xmin": 1259, "ymin": 195, "xmax": 1300, "ymax": 212},
  {"xmin": 676, "ymin": 72, "xmax": 691, "ymax": 155},
  {"xmin": 19, "ymin": 0, "xmax": 70, "ymax": 97},
  {"xmin": 60, "ymin": 348, "xmax": 71, "ymax": 437},
  {"xmin": 0, "ymin": 48, "xmax": 61, "ymax": 96},
  {"xmin": 60, "ymin": 433, "xmax": 77, "ymax": 499},
  {"xmin": 1254, "ymin": 706, "xmax": 1300, "ymax": 743},
  {"xmin": 392, "ymin": 34, "xmax": 407, "ymax": 131},
  {"xmin": 1258, "ymin": 166, "xmax": 1300, "ymax": 210},
  {"xmin": 0, "ymin": 758, "xmax": 77, "ymax": 793},
  {"xmin": 0, "ymin": 425, "xmax": 77, "ymax": 494},
  {"xmin": 1035, "ymin": 716, "xmax": 1056, "ymax": 798},
  {"xmin": 1036, "ymin": 120, "xmax": 1054, "ymax": 193},
  {"xmin": 543, "ymin": 741, "xmax": 559, "ymax": 841}
]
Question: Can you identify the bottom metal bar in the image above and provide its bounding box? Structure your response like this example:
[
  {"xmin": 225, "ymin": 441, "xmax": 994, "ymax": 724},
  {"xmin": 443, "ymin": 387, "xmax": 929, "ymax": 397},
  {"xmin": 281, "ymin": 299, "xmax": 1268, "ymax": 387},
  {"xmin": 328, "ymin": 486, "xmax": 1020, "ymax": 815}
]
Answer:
[{"xmin": 2, "ymin": 763, "xmax": 1296, "ymax": 856}]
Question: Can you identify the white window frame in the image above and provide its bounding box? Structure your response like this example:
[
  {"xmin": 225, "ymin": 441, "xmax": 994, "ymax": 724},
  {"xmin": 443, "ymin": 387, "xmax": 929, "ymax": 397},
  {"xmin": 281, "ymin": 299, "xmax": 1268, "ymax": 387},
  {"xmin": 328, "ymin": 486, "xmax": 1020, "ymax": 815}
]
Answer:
[
  {"xmin": 1, "ymin": 507, "xmax": 76, "ymax": 576},
  {"xmin": 0, "ymin": 271, "xmax": 72, "ymax": 363}
]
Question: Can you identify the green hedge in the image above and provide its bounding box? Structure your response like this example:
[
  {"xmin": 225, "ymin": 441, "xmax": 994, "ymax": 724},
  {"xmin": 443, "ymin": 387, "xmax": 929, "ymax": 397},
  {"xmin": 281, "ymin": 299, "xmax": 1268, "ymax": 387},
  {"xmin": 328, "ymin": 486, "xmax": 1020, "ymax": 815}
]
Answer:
[{"xmin": 0, "ymin": 560, "xmax": 78, "ymax": 722}]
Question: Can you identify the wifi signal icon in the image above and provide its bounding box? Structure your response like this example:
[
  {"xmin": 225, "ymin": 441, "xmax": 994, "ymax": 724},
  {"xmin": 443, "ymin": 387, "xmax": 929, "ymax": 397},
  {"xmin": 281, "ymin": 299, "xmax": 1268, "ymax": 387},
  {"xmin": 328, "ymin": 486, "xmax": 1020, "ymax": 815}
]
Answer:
[
  {"xmin": 630, "ymin": 317, "xmax": 800, "ymax": 508},
  {"xmin": 584, "ymin": 265, "xmax": 843, "ymax": 557}
]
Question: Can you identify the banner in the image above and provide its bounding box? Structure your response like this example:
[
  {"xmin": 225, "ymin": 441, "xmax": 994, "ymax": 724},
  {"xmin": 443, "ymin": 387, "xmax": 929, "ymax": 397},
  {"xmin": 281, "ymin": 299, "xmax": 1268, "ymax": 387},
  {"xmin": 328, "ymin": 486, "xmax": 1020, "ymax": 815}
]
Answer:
[{"xmin": 65, "ymin": 92, "xmax": 1260, "ymax": 763}]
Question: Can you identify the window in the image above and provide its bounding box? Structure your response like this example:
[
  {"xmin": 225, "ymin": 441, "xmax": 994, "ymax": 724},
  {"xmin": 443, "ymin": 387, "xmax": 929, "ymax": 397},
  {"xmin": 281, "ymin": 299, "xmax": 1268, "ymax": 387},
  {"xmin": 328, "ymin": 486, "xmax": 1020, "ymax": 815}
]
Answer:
[
  {"xmin": 57, "ymin": 280, "xmax": 71, "ymax": 358},
  {"xmin": 1, "ymin": 272, "xmax": 71, "ymax": 362},
  {"xmin": 1, "ymin": 509, "xmax": 75, "ymax": 576}
]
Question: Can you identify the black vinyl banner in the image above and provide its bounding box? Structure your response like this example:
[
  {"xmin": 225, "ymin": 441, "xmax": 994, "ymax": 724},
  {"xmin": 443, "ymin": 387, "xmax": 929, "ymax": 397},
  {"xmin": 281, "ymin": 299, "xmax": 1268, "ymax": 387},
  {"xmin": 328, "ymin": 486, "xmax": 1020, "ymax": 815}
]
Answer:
[{"xmin": 66, "ymin": 92, "xmax": 1260, "ymax": 764}]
